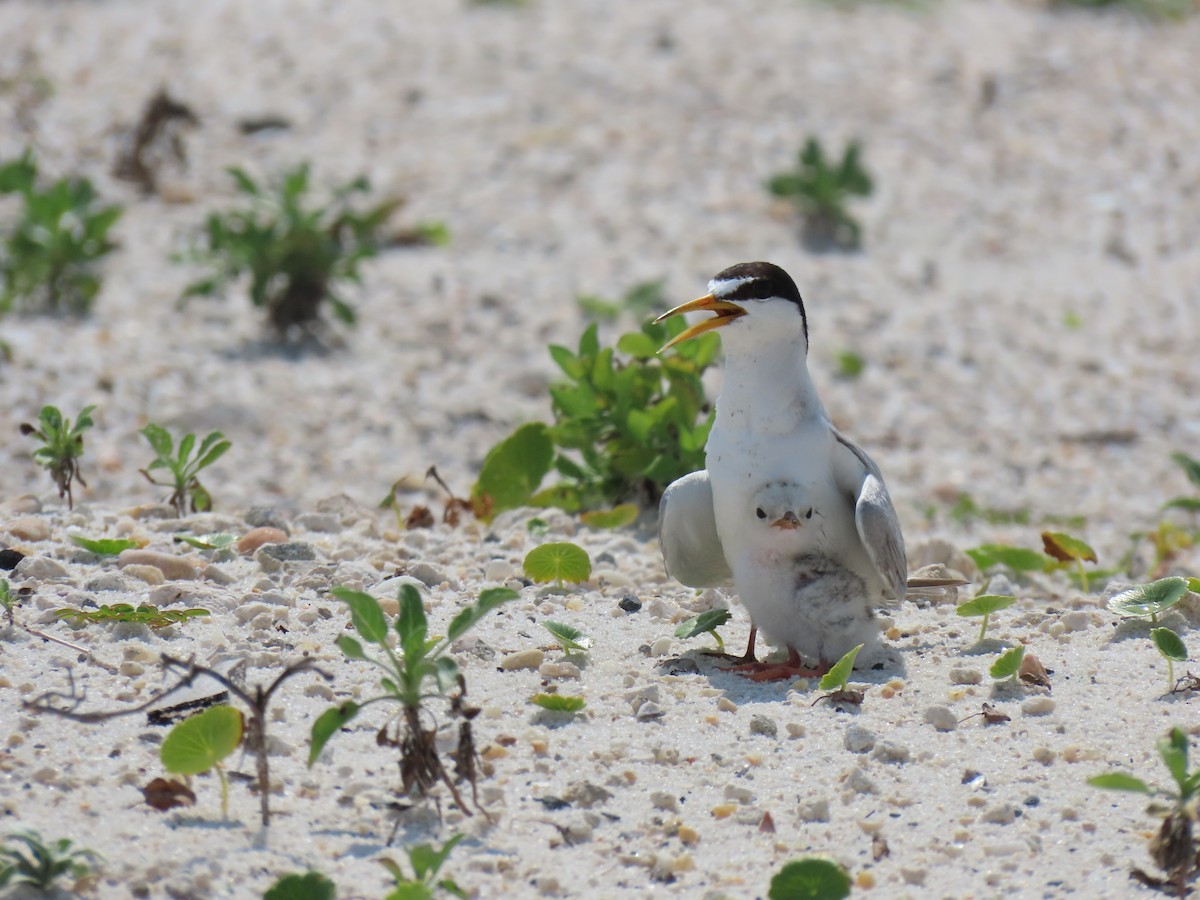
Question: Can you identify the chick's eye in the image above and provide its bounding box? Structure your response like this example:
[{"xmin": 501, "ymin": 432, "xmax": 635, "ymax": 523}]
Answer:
[
  {"xmin": 805, "ymin": 508, "xmax": 814, "ymax": 519},
  {"xmin": 756, "ymin": 507, "xmax": 766, "ymax": 519}
]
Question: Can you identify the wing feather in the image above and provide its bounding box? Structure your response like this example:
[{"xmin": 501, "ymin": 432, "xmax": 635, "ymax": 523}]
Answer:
[
  {"xmin": 658, "ymin": 470, "xmax": 732, "ymax": 587},
  {"xmin": 833, "ymin": 431, "xmax": 907, "ymax": 601}
]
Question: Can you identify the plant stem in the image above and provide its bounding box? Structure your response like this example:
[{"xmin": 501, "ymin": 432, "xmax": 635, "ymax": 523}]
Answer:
[
  {"xmin": 1167, "ymin": 658, "xmax": 1175, "ymax": 695},
  {"xmin": 1077, "ymin": 559, "xmax": 1089, "ymax": 594},
  {"xmin": 712, "ymin": 631, "xmax": 725, "ymax": 654},
  {"xmin": 217, "ymin": 765, "xmax": 230, "ymax": 820},
  {"xmin": 978, "ymin": 614, "xmax": 989, "ymax": 643}
]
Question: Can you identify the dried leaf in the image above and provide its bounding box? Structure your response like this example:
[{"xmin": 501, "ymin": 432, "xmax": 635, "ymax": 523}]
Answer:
[
  {"xmin": 872, "ymin": 832, "xmax": 890, "ymax": 861},
  {"xmin": 1019, "ymin": 653, "xmax": 1051, "ymax": 688},
  {"xmin": 981, "ymin": 703, "xmax": 1010, "ymax": 725},
  {"xmin": 759, "ymin": 811, "xmax": 776, "ymax": 834},
  {"xmin": 406, "ymin": 505, "xmax": 435, "ymax": 529},
  {"xmin": 142, "ymin": 777, "xmax": 196, "ymax": 811},
  {"xmin": 1041, "ymin": 531, "xmax": 1097, "ymax": 564}
]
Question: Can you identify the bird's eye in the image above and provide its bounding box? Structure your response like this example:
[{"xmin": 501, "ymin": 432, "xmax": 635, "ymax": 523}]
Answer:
[
  {"xmin": 805, "ymin": 508, "xmax": 814, "ymax": 519},
  {"xmin": 756, "ymin": 507, "xmax": 766, "ymax": 519}
]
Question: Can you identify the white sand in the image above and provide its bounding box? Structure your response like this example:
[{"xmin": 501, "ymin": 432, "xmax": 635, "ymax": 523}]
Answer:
[{"xmin": 2, "ymin": 0, "xmax": 1200, "ymax": 897}]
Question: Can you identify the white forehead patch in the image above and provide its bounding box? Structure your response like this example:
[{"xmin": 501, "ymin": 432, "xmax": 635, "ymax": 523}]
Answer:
[{"xmin": 708, "ymin": 275, "xmax": 755, "ymax": 297}]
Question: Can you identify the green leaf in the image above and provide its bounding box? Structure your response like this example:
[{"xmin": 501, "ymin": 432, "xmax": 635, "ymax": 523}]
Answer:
[
  {"xmin": 1107, "ymin": 577, "xmax": 1189, "ymax": 619},
  {"xmin": 1041, "ymin": 531, "xmax": 1097, "ymax": 563},
  {"xmin": 139, "ymin": 423, "xmax": 174, "ymax": 461},
  {"xmin": 955, "ymin": 594, "xmax": 1016, "ymax": 619},
  {"xmin": 965, "ymin": 544, "xmax": 1050, "ymax": 574},
  {"xmin": 472, "ymin": 423, "xmax": 554, "ymax": 520},
  {"xmin": 990, "ymin": 645, "xmax": 1026, "ymax": 680},
  {"xmin": 579, "ymin": 504, "xmax": 639, "ymax": 530},
  {"xmin": 175, "ymin": 532, "xmax": 237, "ymax": 551},
  {"xmin": 333, "ymin": 587, "xmax": 390, "ymax": 646},
  {"xmin": 336, "ymin": 635, "xmax": 368, "ymax": 661},
  {"xmin": 385, "ymin": 886, "xmax": 434, "ymax": 900},
  {"xmin": 263, "ymin": 872, "xmax": 337, "ymax": 900},
  {"xmin": 532, "ymin": 693, "xmax": 586, "ymax": 712},
  {"xmin": 407, "ymin": 834, "xmax": 464, "ymax": 882},
  {"xmin": 1164, "ymin": 498, "xmax": 1200, "ymax": 513},
  {"xmin": 1087, "ymin": 772, "xmax": 1154, "ymax": 794},
  {"xmin": 523, "ymin": 542, "xmax": 592, "ymax": 585},
  {"xmin": 1171, "ymin": 452, "xmax": 1200, "ymax": 488},
  {"xmin": 1158, "ymin": 727, "xmax": 1190, "ymax": 793},
  {"xmin": 445, "ymin": 587, "xmax": 518, "ymax": 643},
  {"xmin": 1151, "ymin": 627, "xmax": 1188, "ymax": 663},
  {"xmin": 308, "ymin": 702, "xmax": 361, "ymax": 766},
  {"xmin": 616, "ymin": 331, "xmax": 659, "ymax": 360},
  {"xmin": 818, "ymin": 644, "xmax": 863, "ymax": 692},
  {"xmin": 768, "ymin": 856, "xmax": 852, "ymax": 900},
  {"xmin": 543, "ymin": 620, "xmax": 593, "ymax": 653},
  {"xmin": 68, "ymin": 535, "xmax": 139, "ymax": 556},
  {"xmin": 160, "ymin": 705, "xmax": 244, "ymax": 775},
  {"xmin": 396, "ymin": 583, "xmax": 428, "ymax": 658},
  {"xmin": 675, "ymin": 608, "xmax": 732, "ymax": 640},
  {"xmin": 1188, "ymin": 577, "xmax": 1200, "ymax": 594}
]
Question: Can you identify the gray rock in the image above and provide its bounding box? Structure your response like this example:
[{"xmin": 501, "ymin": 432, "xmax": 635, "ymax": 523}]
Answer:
[
  {"xmin": 924, "ymin": 705, "xmax": 959, "ymax": 732},
  {"xmin": 844, "ymin": 724, "xmax": 876, "ymax": 752},
  {"xmin": 563, "ymin": 781, "xmax": 612, "ymax": 808},
  {"xmin": 749, "ymin": 715, "xmax": 779, "ymax": 739},
  {"xmin": 259, "ymin": 542, "xmax": 318, "ymax": 562},
  {"xmin": 295, "ymin": 512, "xmax": 340, "ymax": 532},
  {"xmin": 15, "ymin": 556, "xmax": 69, "ymax": 580},
  {"xmin": 85, "ymin": 573, "xmax": 130, "ymax": 592},
  {"xmin": 409, "ymin": 561, "xmax": 450, "ymax": 588},
  {"xmin": 245, "ymin": 506, "xmax": 291, "ymax": 531}
]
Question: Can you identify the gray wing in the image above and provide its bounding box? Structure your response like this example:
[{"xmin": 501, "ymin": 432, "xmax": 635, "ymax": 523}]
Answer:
[
  {"xmin": 658, "ymin": 469, "xmax": 732, "ymax": 588},
  {"xmin": 832, "ymin": 431, "xmax": 907, "ymax": 602}
]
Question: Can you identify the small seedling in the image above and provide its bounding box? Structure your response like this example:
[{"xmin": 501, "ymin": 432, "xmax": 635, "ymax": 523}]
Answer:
[
  {"xmin": 68, "ymin": 535, "xmax": 140, "ymax": 556},
  {"xmin": 54, "ymin": 603, "xmax": 210, "ymax": 630},
  {"xmin": 543, "ymin": 620, "xmax": 592, "ymax": 654},
  {"xmin": 579, "ymin": 503, "xmax": 639, "ymax": 530},
  {"xmin": 20, "ymin": 403, "xmax": 95, "ymax": 508},
  {"xmin": 818, "ymin": 644, "xmax": 863, "ymax": 693},
  {"xmin": 1151, "ymin": 628, "xmax": 1188, "ymax": 695},
  {"xmin": 473, "ymin": 310, "xmax": 718, "ymax": 515},
  {"xmin": 1107, "ymin": 577, "xmax": 1190, "ymax": 623},
  {"xmin": 0, "ymin": 152, "xmax": 122, "ymax": 315},
  {"xmin": 1042, "ymin": 530, "xmax": 1099, "ymax": 592},
  {"xmin": 1, "ymin": 578, "xmax": 16, "ymax": 629},
  {"xmin": 532, "ymin": 693, "xmax": 586, "ymax": 713},
  {"xmin": 834, "ymin": 350, "xmax": 865, "ymax": 380},
  {"xmin": 965, "ymin": 543, "xmax": 1051, "ymax": 577},
  {"xmin": 955, "ymin": 594, "xmax": 1016, "ymax": 642},
  {"xmin": 183, "ymin": 164, "xmax": 428, "ymax": 335},
  {"xmin": 160, "ymin": 704, "xmax": 244, "ymax": 819},
  {"xmin": 174, "ymin": 532, "xmax": 237, "ymax": 552},
  {"xmin": 379, "ymin": 834, "xmax": 467, "ymax": 899},
  {"xmin": 310, "ymin": 584, "xmax": 518, "ymax": 816},
  {"xmin": 990, "ymin": 644, "xmax": 1026, "ymax": 682},
  {"xmin": 1165, "ymin": 452, "xmax": 1200, "ymax": 513},
  {"xmin": 139, "ymin": 423, "xmax": 231, "ymax": 516},
  {"xmin": 523, "ymin": 542, "xmax": 592, "ymax": 587},
  {"xmin": 767, "ymin": 137, "xmax": 873, "ymax": 250},
  {"xmin": 1089, "ymin": 727, "xmax": 1200, "ymax": 892},
  {"xmin": 674, "ymin": 608, "xmax": 733, "ymax": 654},
  {"xmin": 0, "ymin": 829, "xmax": 100, "ymax": 890},
  {"xmin": 263, "ymin": 871, "xmax": 336, "ymax": 900},
  {"xmin": 768, "ymin": 855, "xmax": 852, "ymax": 900}
]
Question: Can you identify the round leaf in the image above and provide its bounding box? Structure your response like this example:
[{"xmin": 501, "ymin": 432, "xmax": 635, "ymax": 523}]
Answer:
[
  {"xmin": 160, "ymin": 705, "xmax": 244, "ymax": 775},
  {"xmin": 579, "ymin": 504, "xmax": 639, "ymax": 530},
  {"xmin": 264, "ymin": 872, "xmax": 336, "ymax": 900},
  {"xmin": 69, "ymin": 535, "xmax": 140, "ymax": 556},
  {"xmin": 990, "ymin": 645, "xmax": 1026, "ymax": 680},
  {"xmin": 1151, "ymin": 627, "xmax": 1188, "ymax": 663},
  {"xmin": 1106, "ymin": 577, "xmax": 1189, "ymax": 619},
  {"xmin": 768, "ymin": 857, "xmax": 852, "ymax": 900},
  {"xmin": 956, "ymin": 595, "xmax": 1016, "ymax": 618},
  {"xmin": 1041, "ymin": 531, "xmax": 1097, "ymax": 563},
  {"xmin": 523, "ymin": 542, "xmax": 592, "ymax": 585},
  {"xmin": 543, "ymin": 620, "xmax": 593, "ymax": 652},
  {"xmin": 532, "ymin": 693, "xmax": 586, "ymax": 712}
]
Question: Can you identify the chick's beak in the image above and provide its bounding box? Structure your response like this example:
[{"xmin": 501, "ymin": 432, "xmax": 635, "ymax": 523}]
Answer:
[
  {"xmin": 654, "ymin": 294, "xmax": 746, "ymax": 352},
  {"xmin": 771, "ymin": 512, "xmax": 802, "ymax": 530}
]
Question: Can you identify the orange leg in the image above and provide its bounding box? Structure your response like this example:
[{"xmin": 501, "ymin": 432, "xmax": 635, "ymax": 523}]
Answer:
[{"xmin": 728, "ymin": 646, "xmax": 831, "ymax": 682}]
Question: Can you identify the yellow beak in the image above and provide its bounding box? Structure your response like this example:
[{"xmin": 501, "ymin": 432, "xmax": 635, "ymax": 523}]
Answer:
[
  {"xmin": 653, "ymin": 294, "xmax": 746, "ymax": 352},
  {"xmin": 771, "ymin": 513, "xmax": 801, "ymax": 530}
]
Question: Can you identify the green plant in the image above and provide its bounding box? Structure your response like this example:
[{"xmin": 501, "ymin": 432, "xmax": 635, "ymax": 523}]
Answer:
[
  {"xmin": 139, "ymin": 423, "xmax": 232, "ymax": 516},
  {"xmin": 183, "ymin": 163, "xmax": 415, "ymax": 334},
  {"xmin": 1166, "ymin": 452, "xmax": 1200, "ymax": 514},
  {"xmin": 175, "ymin": 532, "xmax": 237, "ymax": 551},
  {"xmin": 54, "ymin": 603, "xmax": 210, "ymax": 630},
  {"xmin": 1108, "ymin": 577, "xmax": 1190, "ymax": 623},
  {"xmin": 69, "ymin": 534, "xmax": 139, "ymax": 556},
  {"xmin": 767, "ymin": 137, "xmax": 873, "ymax": 250},
  {"xmin": 576, "ymin": 279, "xmax": 667, "ymax": 321},
  {"xmin": 20, "ymin": 403, "xmax": 95, "ymax": 508},
  {"xmin": 1042, "ymin": 531, "xmax": 1099, "ymax": 592},
  {"xmin": 0, "ymin": 152, "xmax": 122, "ymax": 315},
  {"xmin": 834, "ymin": 350, "xmax": 865, "ymax": 380},
  {"xmin": 264, "ymin": 871, "xmax": 336, "ymax": 900},
  {"xmin": 675, "ymin": 608, "xmax": 733, "ymax": 654},
  {"xmin": 1152, "ymin": 628, "xmax": 1188, "ymax": 694},
  {"xmin": 818, "ymin": 644, "xmax": 863, "ymax": 693},
  {"xmin": 473, "ymin": 312, "xmax": 718, "ymax": 515},
  {"xmin": 990, "ymin": 644, "xmax": 1026, "ymax": 682},
  {"xmin": 310, "ymin": 584, "xmax": 518, "ymax": 815},
  {"xmin": 955, "ymin": 594, "xmax": 1016, "ymax": 642},
  {"xmin": 965, "ymin": 543, "xmax": 1051, "ymax": 577},
  {"xmin": 0, "ymin": 829, "xmax": 99, "ymax": 890},
  {"xmin": 531, "ymin": 693, "xmax": 586, "ymax": 713},
  {"xmin": 1051, "ymin": 0, "xmax": 1193, "ymax": 21},
  {"xmin": 1089, "ymin": 727, "xmax": 1200, "ymax": 892},
  {"xmin": 523, "ymin": 542, "xmax": 592, "ymax": 587},
  {"xmin": 543, "ymin": 620, "xmax": 592, "ymax": 654},
  {"xmin": 160, "ymin": 704, "xmax": 244, "ymax": 818},
  {"xmin": 379, "ymin": 834, "xmax": 467, "ymax": 900},
  {"xmin": 768, "ymin": 856, "xmax": 852, "ymax": 900}
]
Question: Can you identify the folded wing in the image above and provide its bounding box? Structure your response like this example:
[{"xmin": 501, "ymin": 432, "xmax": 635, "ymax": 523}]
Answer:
[
  {"xmin": 833, "ymin": 432, "xmax": 907, "ymax": 602},
  {"xmin": 658, "ymin": 469, "xmax": 732, "ymax": 588}
]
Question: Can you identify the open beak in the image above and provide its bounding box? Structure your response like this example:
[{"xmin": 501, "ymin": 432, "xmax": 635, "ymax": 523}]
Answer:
[
  {"xmin": 771, "ymin": 512, "xmax": 802, "ymax": 530},
  {"xmin": 654, "ymin": 293, "xmax": 746, "ymax": 352}
]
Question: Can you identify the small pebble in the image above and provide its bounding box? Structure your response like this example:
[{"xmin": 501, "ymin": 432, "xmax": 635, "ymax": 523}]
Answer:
[
  {"xmin": 15, "ymin": 556, "xmax": 69, "ymax": 580},
  {"xmin": 649, "ymin": 636, "xmax": 673, "ymax": 656},
  {"xmin": 118, "ymin": 549, "xmax": 197, "ymax": 581},
  {"xmin": 409, "ymin": 561, "xmax": 448, "ymax": 588},
  {"xmin": 258, "ymin": 542, "xmax": 317, "ymax": 563},
  {"xmin": 651, "ymin": 791, "xmax": 678, "ymax": 811},
  {"xmin": 797, "ymin": 798, "xmax": 830, "ymax": 823},
  {"xmin": 949, "ymin": 667, "xmax": 983, "ymax": 685},
  {"xmin": 636, "ymin": 702, "xmax": 665, "ymax": 720},
  {"xmin": 7, "ymin": 516, "xmax": 50, "ymax": 542},
  {"xmin": 500, "ymin": 649, "xmax": 544, "ymax": 671},
  {"xmin": 237, "ymin": 527, "xmax": 289, "ymax": 555},
  {"xmin": 924, "ymin": 705, "xmax": 958, "ymax": 732},
  {"xmin": 1022, "ymin": 697, "xmax": 1056, "ymax": 716},
  {"xmin": 979, "ymin": 803, "xmax": 1018, "ymax": 825},
  {"xmin": 85, "ymin": 573, "xmax": 130, "ymax": 592},
  {"xmin": 0, "ymin": 548, "xmax": 25, "ymax": 570},
  {"xmin": 485, "ymin": 559, "xmax": 514, "ymax": 582},
  {"xmin": 717, "ymin": 697, "xmax": 737, "ymax": 714},
  {"xmin": 872, "ymin": 740, "xmax": 911, "ymax": 764},
  {"xmin": 618, "ymin": 594, "xmax": 642, "ymax": 612},
  {"xmin": 844, "ymin": 724, "xmax": 876, "ymax": 753},
  {"xmin": 244, "ymin": 507, "xmax": 290, "ymax": 531},
  {"xmin": 122, "ymin": 564, "xmax": 165, "ymax": 586},
  {"xmin": 295, "ymin": 512, "xmax": 339, "ymax": 532},
  {"xmin": 749, "ymin": 715, "xmax": 778, "ymax": 738},
  {"xmin": 539, "ymin": 661, "xmax": 581, "ymax": 680}
]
